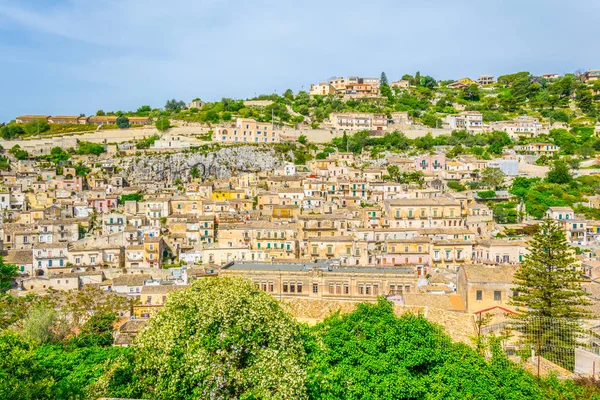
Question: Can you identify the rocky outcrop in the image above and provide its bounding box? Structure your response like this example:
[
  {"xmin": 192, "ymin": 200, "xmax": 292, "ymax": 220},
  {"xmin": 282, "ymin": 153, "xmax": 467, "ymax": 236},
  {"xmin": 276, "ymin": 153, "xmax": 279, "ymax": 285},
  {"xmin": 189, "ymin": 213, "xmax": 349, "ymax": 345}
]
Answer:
[{"xmin": 121, "ymin": 145, "xmax": 289, "ymax": 182}]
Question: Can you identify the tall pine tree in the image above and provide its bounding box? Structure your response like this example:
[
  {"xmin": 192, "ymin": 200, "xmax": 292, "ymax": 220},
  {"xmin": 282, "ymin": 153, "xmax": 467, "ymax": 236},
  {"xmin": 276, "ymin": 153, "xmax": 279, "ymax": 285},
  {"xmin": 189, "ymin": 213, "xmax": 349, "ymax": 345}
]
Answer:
[
  {"xmin": 380, "ymin": 71, "xmax": 389, "ymax": 87},
  {"xmin": 510, "ymin": 219, "xmax": 591, "ymax": 369}
]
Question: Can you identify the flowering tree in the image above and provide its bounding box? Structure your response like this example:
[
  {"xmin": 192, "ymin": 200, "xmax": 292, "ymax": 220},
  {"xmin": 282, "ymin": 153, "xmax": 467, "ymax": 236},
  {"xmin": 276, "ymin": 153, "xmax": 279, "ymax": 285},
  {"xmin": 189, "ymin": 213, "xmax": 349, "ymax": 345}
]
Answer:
[{"xmin": 134, "ymin": 277, "xmax": 307, "ymax": 399}]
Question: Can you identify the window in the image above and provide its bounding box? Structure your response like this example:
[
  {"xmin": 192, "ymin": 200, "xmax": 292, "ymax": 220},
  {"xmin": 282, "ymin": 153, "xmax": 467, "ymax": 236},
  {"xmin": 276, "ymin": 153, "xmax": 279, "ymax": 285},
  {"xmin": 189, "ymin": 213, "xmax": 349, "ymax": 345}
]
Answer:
[
  {"xmin": 328, "ymin": 283, "xmax": 334, "ymax": 294},
  {"xmin": 365, "ymin": 285, "xmax": 371, "ymax": 295},
  {"xmin": 269, "ymin": 282, "xmax": 274, "ymax": 292},
  {"xmin": 476, "ymin": 290, "xmax": 482, "ymax": 301},
  {"xmin": 494, "ymin": 291, "xmax": 502, "ymax": 301},
  {"xmin": 261, "ymin": 282, "xmax": 267, "ymax": 291},
  {"xmin": 336, "ymin": 284, "xmax": 341, "ymax": 295},
  {"xmin": 313, "ymin": 283, "xmax": 319, "ymax": 293},
  {"xmin": 283, "ymin": 282, "xmax": 288, "ymax": 293},
  {"xmin": 358, "ymin": 284, "xmax": 364, "ymax": 295},
  {"xmin": 297, "ymin": 283, "xmax": 303, "ymax": 293},
  {"xmin": 290, "ymin": 283, "xmax": 295, "ymax": 293},
  {"xmin": 343, "ymin": 284, "xmax": 349, "ymax": 294}
]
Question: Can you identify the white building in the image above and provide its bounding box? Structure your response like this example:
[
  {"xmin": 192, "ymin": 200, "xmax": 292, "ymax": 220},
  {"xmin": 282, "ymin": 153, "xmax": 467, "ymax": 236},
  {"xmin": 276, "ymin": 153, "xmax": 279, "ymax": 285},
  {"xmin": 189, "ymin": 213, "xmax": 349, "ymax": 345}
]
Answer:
[{"xmin": 444, "ymin": 111, "xmax": 484, "ymax": 132}]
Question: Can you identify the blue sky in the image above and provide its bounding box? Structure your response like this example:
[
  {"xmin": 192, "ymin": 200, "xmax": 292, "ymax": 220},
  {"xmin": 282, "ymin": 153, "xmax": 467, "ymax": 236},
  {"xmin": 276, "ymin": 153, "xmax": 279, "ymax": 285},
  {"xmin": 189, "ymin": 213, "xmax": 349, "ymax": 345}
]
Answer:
[{"xmin": 0, "ymin": 0, "xmax": 598, "ymax": 123}]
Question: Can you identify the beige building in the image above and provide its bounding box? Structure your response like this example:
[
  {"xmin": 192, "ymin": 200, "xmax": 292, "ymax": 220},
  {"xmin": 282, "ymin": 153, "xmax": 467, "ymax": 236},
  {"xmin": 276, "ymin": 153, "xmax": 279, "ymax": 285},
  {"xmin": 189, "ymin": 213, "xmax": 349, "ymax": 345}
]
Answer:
[
  {"xmin": 492, "ymin": 116, "xmax": 545, "ymax": 138},
  {"xmin": 478, "ymin": 75, "xmax": 494, "ymax": 85},
  {"xmin": 390, "ymin": 80, "xmax": 410, "ymax": 89},
  {"xmin": 214, "ymin": 118, "xmax": 282, "ymax": 144},
  {"xmin": 457, "ymin": 264, "xmax": 519, "ymax": 314},
  {"xmin": 220, "ymin": 262, "xmax": 418, "ymax": 300},
  {"xmin": 385, "ymin": 197, "xmax": 465, "ymax": 229},
  {"xmin": 309, "ymin": 82, "xmax": 335, "ymax": 96},
  {"xmin": 328, "ymin": 112, "xmax": 387, "ymax": 131},
  {"xmin": 515, "ymin": 143, "xmax": 560, "ymax": 155}
]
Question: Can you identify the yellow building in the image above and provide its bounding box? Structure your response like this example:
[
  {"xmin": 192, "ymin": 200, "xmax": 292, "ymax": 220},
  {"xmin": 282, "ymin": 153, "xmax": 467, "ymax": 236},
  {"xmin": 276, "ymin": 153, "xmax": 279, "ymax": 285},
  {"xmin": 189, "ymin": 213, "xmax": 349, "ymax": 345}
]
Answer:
[
  {"xmin": 211, "ymin": 189, "xmax": 246, "ymax": 201},
  {"xmin": 458, "ymin": 77, "xmax": 479, "ymax": 86}
]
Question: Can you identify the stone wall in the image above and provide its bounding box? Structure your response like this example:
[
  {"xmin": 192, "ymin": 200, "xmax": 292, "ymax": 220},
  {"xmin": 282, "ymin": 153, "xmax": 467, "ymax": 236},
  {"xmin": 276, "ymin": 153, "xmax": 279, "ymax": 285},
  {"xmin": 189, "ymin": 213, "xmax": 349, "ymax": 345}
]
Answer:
[{"xmin": 281, "ymin": 298, "xmax": 476, "ymax": 344}]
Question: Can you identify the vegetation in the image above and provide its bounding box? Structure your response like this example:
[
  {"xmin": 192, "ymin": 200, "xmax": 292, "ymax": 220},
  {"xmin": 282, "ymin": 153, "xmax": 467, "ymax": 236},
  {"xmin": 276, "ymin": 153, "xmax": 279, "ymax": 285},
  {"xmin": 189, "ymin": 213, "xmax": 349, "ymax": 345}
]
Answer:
[
  {"xmin": 155, "ymin": 117, "xmax": 171, "ymax": 132},
  {"xmin": 116, "ymin": 116, "xmax": 130, "ymax": 129},
  {"xmin": 135, "ymin": 135, "xmax": 160, "ymax": 149},
  {"xmin": 118, "ymin": 193, "xmax": 143, "ymax": 204},
  {"xmin": 511, "ymin": 220, "xmax": 591, "ymax": 370},
  {"xmin": 77, "ymin": 142, "xmax": 105, "ymax": 156},
  {"xmin": 9, "ymin": 145, "xmax": 29, "ymax": 160},
  {"xmin": 1, "ymin": 278, "xmax": 598, "ymax": 399},
  {"xmin": 0, "ymin": 257, "xmax": 18, "ymax": 291}
]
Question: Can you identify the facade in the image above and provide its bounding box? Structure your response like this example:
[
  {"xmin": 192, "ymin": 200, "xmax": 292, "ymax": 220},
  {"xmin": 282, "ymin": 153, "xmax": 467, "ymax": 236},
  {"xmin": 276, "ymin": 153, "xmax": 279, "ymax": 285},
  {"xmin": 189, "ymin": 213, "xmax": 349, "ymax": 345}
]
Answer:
[
  {"xmin": 309, "ymin": 82, "xmax": 335, "ymax": 96},
  {"xmin": 515, "ymin": 143, "xmax": 560, "ymax": 155},
  {"xmin": 328, "ymin": 112, "xmax": 387, "ymax": 131},
  {"xmin": 444, "ymin": 111, "xmax": 484, "ymax": 132},
  {"xmin": 214, "ymin": 118, "xmax": 282, "ymax": 144},
  {"xmin": 414, "ymin": 153, "xmax": 446, "ymax": 173},
  {"xmin": 390, "ymin": 80, "xmax": 410, "ymax": 88},
  {"xmin": 493, "ymin": 116, "xmax": 544, "ymax": 138},
  {"xmin": 220, "ymin": 262, "xmax": 418, "ymax": 300},
  {"xmin": 585, "ymin": 70, "xmax": 600, "ymax": 82},
  {"xmin": 457, "ymin": 264, "xmax": 518, "ymax": 314},
  {"xmin": 47, "ymin": 116, "xmax": 80, "ymax": 124},
  {"xmin": 15, "ymin": 115, "xmax": 50, "ymax": 123},
  {"xmin": 478, "ymin": 75, "xmax": 494, "ymax": 85},
  {"xmin": 88, "ymin": 116, "xmax": 118, "ymax": 125}
]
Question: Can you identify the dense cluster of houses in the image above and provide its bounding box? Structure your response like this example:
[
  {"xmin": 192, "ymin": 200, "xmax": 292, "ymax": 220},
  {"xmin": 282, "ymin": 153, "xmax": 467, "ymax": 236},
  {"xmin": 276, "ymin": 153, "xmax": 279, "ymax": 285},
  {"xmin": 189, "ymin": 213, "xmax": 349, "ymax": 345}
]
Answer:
[{"xmin": 3, "ymin": 139, "xmax": 600, "ymax": 331}]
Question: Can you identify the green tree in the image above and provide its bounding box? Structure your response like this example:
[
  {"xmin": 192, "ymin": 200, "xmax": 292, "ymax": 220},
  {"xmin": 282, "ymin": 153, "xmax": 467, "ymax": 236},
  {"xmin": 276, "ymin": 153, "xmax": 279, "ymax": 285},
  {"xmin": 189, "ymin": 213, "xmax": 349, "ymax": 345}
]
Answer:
[
  {"xmin": 71, "ymin": 312, "xmax": 116, "ymax": 348},
  {"xmin": 164, "ymin": 99, "xmax": 186, "ymax": 111},
  {"xmin": 23, "ymin": 119, "xmax": 50, "ymax": 135},
  {"xmin": 74, "ymin": 161, "xmax": 91, "ymax": 177},
  {"xmin": 421, "ymin": 112, "xmax": 441, "ymax": 128},
  {"xmin": 511, "ymin": 220, "xmax": 591, "ymax": 369},
  {"xmin": 386, "ymin": 165, "xmax": 400, "ymax": 182},
  {"xmin": 116, "ymin": 116, "xmax": 130, "ymax": 129},
  {"xmin": 20, "ymin": 305, "xmax": 67, "ymax": 346},
  {"xmin": 48, "ymin": 147, "xmax": 70, "ymax": 163},
  {"xmin": 306, "ymin": 299, "xmax": 554, "ymax": 399},
  {"xmin": 380, "ymin": 71, "xmax": 389, "ymax": 87},
  {"xmin": 283, "ymin": 88, "xmax": 294, "ymax": 100},
  {"xmin": 77, "ymin": 142, "xmax": 105, "ymax": 156},
  {"xmin": 155, "ymin": 117, "xmax": 171, "ymax": 132},
  {"xmin": 9, "ymin": 145, "xmax": 29, "ymax": 160},
  {"xmin": 0, "ymin": 123, "xmax": 25, "ymax": 139},
  {"xmin": 461, "ymin": 84, "xmax": 481, "ymax": 101},
  {"xmin": 132, "ymin": 277, "xmax": 307, "ymax": 399},
  {"xmin": 136, "ymin": 105, "xmax": 151, "ymax": 114},
  {"xmin": 118, "ymin": 193, "xmax": 142, "ymax": 204},
  {"xmin": 190, "ymin": 167, "xmax": 200, "ymax": 179},
  {"xmin": 0, "ymin": 332, "xmax": 54, "ymax": 399},
  {"xmin": 576, "ymin": 88, "xmax": 594, "ymax": 114},
  {"xmin": 481, "ymin": 167, "xmax": 505, "ymax": 189},
  {"xmin": 298, "ymin": 135, "xmax": 308, "ymax": 145},
  {"xmin": 0, "ymin": 257, "xmax": 18, "ymax": 291},
  {"xmin": 546, "ymin": 158, "xmax": 572, "ymax": 184},
  {"xmin": 96, "ymin": 110, "xmax": 105, "ymax": 116},
  {"xmin": 421, "ymin": 75, "xmax": 436, "ymax": 89}
]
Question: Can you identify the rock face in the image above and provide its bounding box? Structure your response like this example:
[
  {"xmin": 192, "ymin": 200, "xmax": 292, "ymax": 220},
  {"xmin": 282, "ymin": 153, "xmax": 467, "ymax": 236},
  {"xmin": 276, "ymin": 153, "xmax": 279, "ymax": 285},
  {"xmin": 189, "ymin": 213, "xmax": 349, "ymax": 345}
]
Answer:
[{"xmin": 122, "ymin": 146, "xmax": 289, "ymax": 183}]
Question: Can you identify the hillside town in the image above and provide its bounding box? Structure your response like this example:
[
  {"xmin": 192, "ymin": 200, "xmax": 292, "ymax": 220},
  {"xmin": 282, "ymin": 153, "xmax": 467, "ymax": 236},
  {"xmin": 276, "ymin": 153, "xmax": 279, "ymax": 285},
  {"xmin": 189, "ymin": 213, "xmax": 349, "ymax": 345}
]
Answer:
[{"xmin": 3, "ymin": 68, "xmax": 600, "ymax": 395}]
